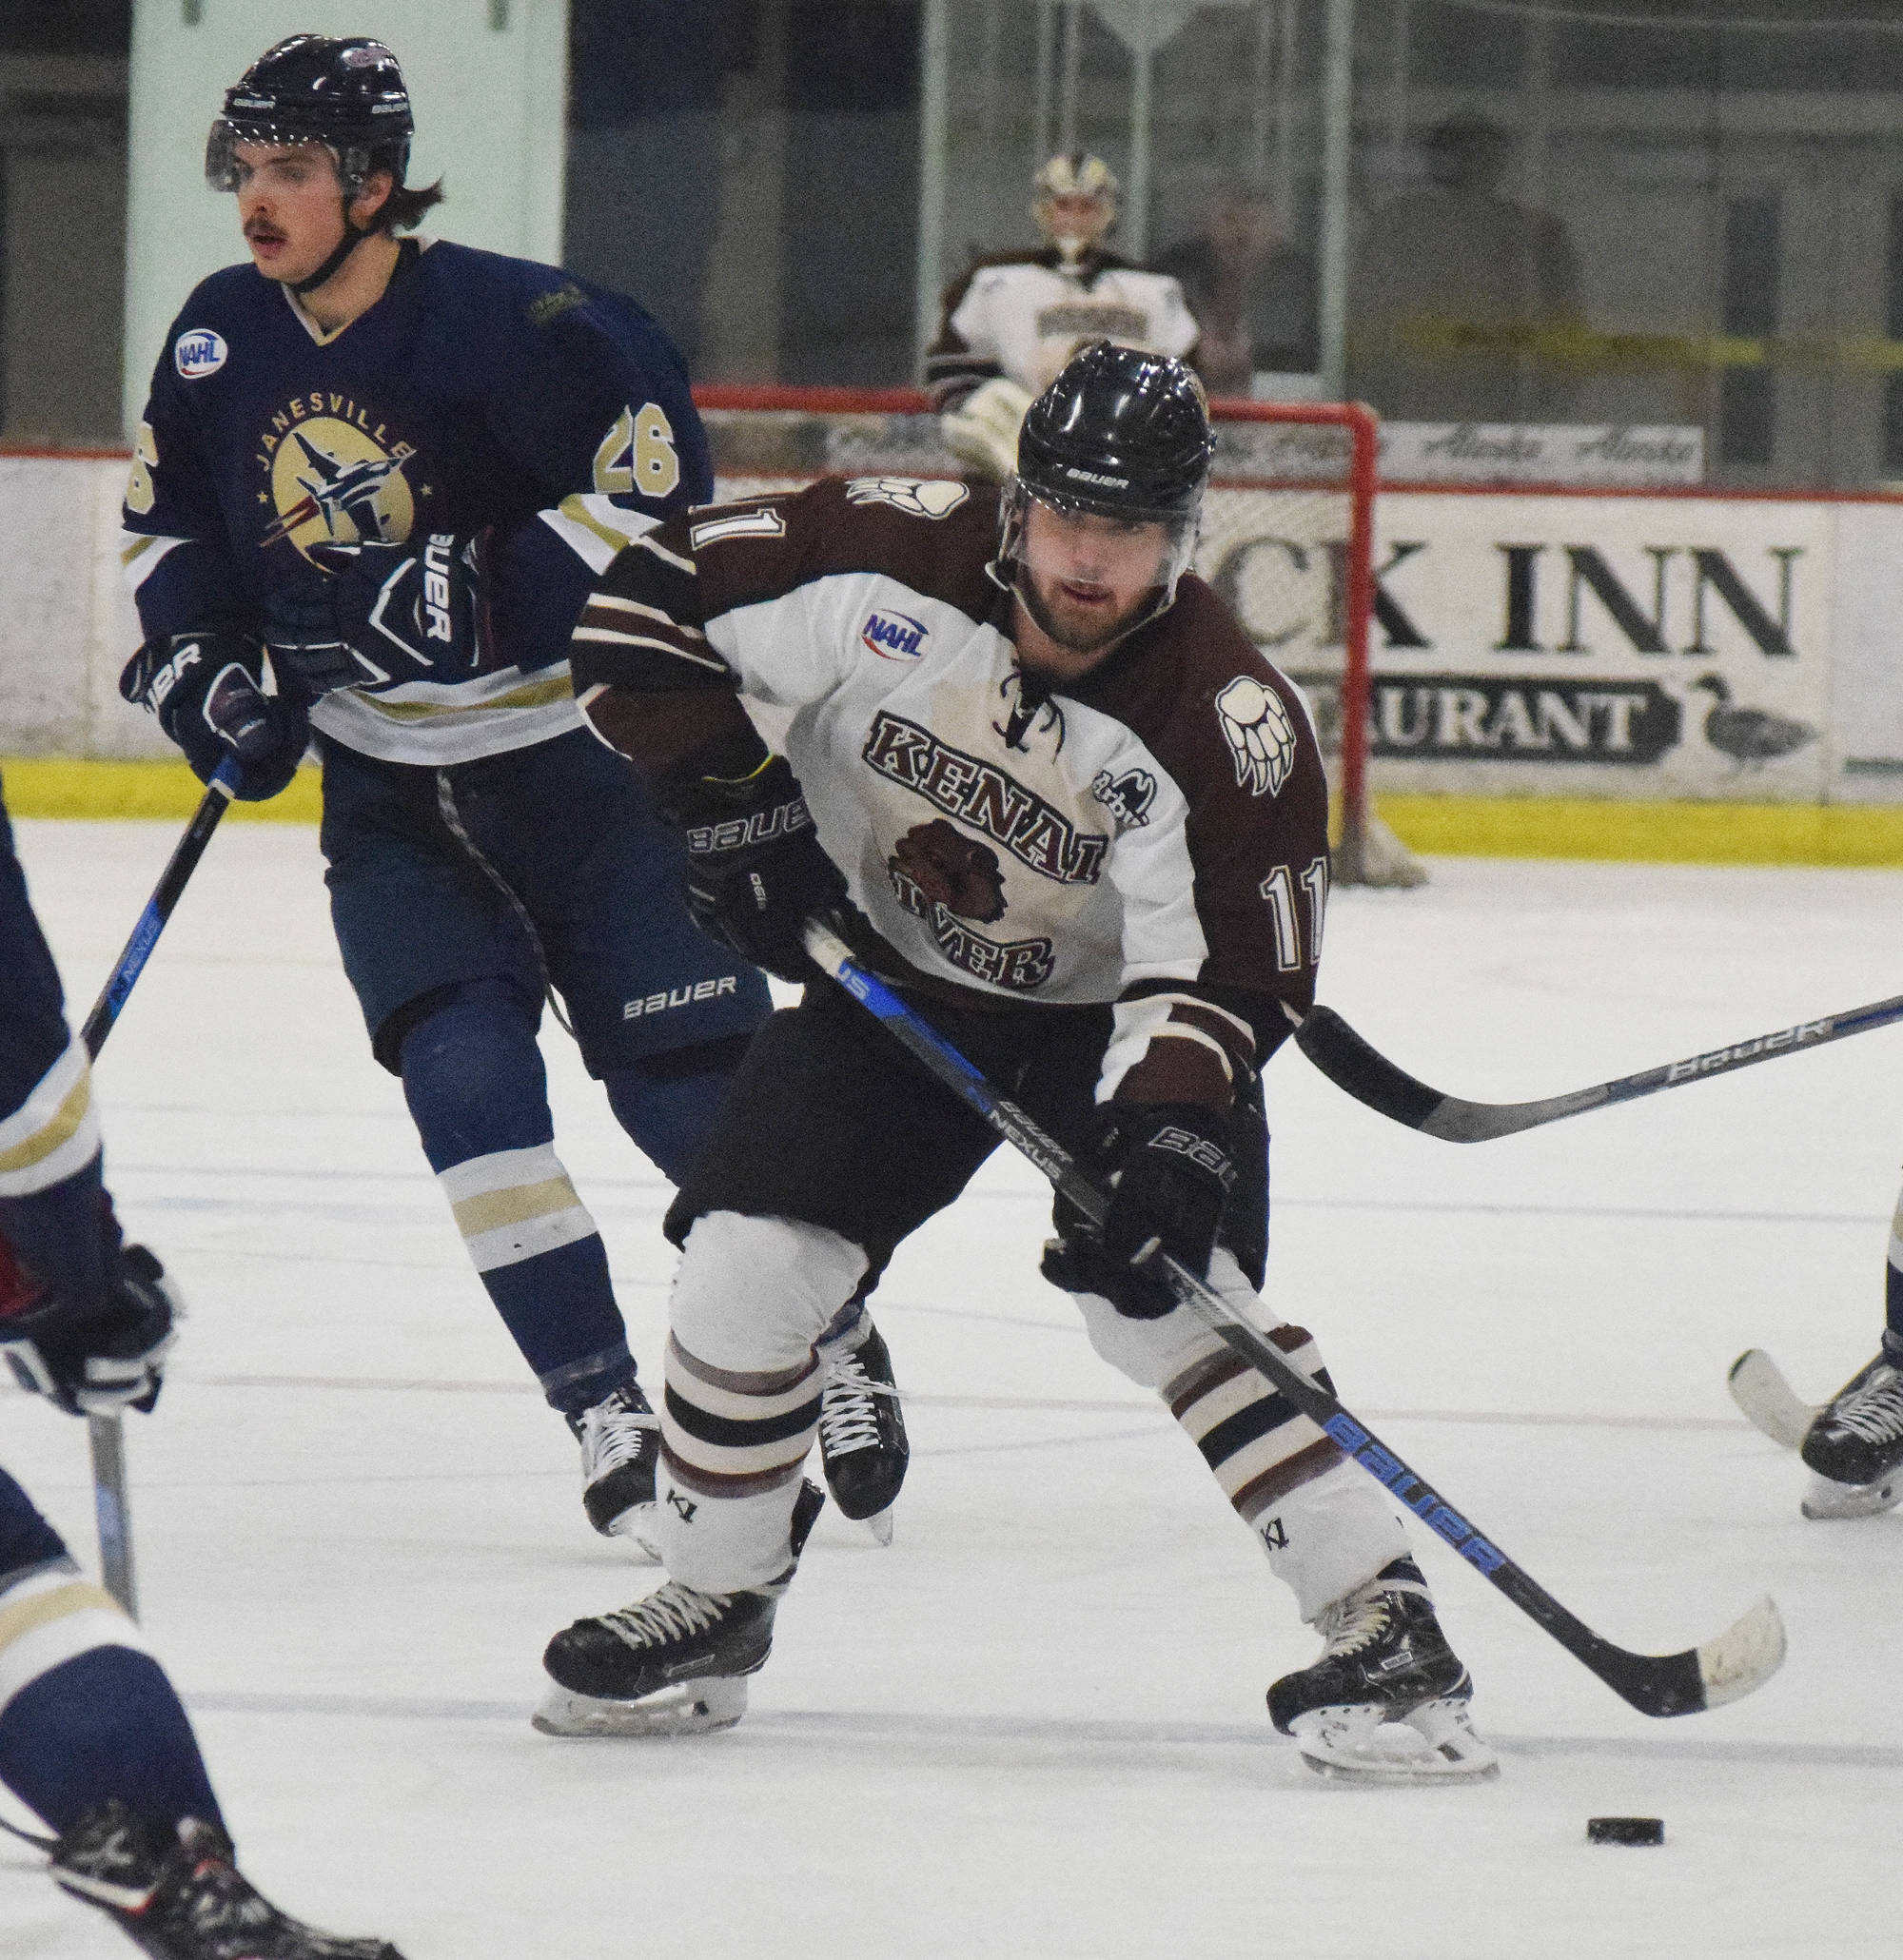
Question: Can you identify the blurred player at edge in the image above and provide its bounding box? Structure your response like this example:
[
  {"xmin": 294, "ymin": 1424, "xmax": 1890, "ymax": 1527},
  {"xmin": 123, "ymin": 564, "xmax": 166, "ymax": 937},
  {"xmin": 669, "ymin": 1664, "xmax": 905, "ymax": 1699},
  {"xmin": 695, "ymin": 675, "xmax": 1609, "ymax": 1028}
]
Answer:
[
  {"xmin": 1795, "ymin": 1195, "xmax": 1903, "ymax": 1517},
  {"xmin": 117, "ymin": 35, "xmax": 907, "ymax": 1554},
  {"xmin": 924, "ymin": 152, "xmax": 1199, "ymax": 480},
  {"xmin": 534, "ymin": 343, "xmax": 1494, "ymax": 1782},
  {"xmin": 0, "ymin": 773, "xmax": 403, "ymax": 1957}
]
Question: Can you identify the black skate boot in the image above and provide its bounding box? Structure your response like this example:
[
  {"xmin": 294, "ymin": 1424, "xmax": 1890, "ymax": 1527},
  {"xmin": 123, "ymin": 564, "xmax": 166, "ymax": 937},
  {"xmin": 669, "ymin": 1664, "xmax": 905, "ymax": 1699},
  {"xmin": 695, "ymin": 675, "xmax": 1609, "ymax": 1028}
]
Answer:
[
  {"xmin": 534, "ymin": 1478, "xmax": 826, "ymax": 1737},
  {"xmin": 1799, "ymin": 1341, "xmax": 1903, "ymax": 1519},
  {"xmin": 1266, "ymin": 1558, "xmax": 1496, "ymax": 1782},
  {"xmin": 49, "ymin": 1800, "xmax": 403, "ymax": 1959},
  {"xmin": 817, "ymin": 1322, "xmax": 909, "ymax": 1540},
  {"xmin": 570, "ymin": 1380, "xmax": 661, "ymax": 1558}
]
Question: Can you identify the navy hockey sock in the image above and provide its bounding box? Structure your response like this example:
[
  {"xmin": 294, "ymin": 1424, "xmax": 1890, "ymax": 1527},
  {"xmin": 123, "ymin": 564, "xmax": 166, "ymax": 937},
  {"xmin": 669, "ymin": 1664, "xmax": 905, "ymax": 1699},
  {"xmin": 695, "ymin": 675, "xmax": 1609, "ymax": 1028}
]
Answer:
[
  {"xmin": 400, "ymin": 982, "xmax": 636, "ymax": 1417},
  {"xmin": 601, "ymin": 1033, "xmax": 753, "ymax": 1186},
  {"xmin": 0, "ymin": 1648, "xmax": 224, "ymax": 1839},
  {"xmin": 0, "ymin": 1474, "xmax": 222, "ymax": 1838}
]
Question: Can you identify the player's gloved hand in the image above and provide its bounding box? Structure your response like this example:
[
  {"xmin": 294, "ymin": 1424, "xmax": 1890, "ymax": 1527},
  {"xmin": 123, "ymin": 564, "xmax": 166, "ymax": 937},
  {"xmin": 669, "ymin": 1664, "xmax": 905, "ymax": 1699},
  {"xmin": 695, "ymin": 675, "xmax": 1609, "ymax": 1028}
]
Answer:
[
  {"xmin": 1045, "ymin": 1103, "xmax": 1236, "ymax": 1319},
  {"xmin": 657, "ymin": 749, "xmax": 853, "ymax": 984},
  {"xmin": 264, "ymin": 532, "xmax": 488, "ymax": 694},
  {"xmin": 119, "ymin": 632, "xmax": 308, "ymax": 801},
  {"xmin": 0, "ymin": 1241, "xmax": 180, "ymax": 1418}
]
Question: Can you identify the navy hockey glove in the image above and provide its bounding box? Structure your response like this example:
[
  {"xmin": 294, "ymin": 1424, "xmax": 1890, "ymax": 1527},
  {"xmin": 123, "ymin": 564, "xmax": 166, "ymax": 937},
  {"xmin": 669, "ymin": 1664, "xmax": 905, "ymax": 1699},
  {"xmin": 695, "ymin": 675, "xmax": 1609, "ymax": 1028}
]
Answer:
[
  {"xmin": 0, "ymin": 1239, "xmax": 179, "ymax": 1418},
  {"xmin": 1046, "ymin": 1104, "xmax": 1236, "ymax": 1319},
  {"xmin": 120, "ymin": 632, "xmax": 307, "ymax": 801},
  {"xmin": 264, "ymin": 532, "xmax": 488, "ymax": 694},
  {"xmin": 657, "ymin": 750, "xmax": 853, "ymax": 985}
]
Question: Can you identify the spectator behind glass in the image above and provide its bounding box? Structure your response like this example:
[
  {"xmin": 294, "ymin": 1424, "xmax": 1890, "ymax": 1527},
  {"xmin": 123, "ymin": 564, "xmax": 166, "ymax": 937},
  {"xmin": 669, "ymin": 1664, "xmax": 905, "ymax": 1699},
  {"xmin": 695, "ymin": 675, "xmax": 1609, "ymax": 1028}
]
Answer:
[
  {"xmin": 1155, "ymin": 175, "xmax": 1318, "ymax": 397},
  {"xmin": 1348, "ymin": 109, "xmax": 1583, "ymax": 423}
]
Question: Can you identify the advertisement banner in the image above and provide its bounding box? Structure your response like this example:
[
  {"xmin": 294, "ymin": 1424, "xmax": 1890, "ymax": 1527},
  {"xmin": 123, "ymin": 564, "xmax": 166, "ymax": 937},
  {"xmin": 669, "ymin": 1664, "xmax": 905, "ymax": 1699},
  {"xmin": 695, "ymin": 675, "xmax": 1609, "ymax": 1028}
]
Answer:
[{"xmin": 1203, "ymin": 488, "xmax": 1836, "ymax": 803}]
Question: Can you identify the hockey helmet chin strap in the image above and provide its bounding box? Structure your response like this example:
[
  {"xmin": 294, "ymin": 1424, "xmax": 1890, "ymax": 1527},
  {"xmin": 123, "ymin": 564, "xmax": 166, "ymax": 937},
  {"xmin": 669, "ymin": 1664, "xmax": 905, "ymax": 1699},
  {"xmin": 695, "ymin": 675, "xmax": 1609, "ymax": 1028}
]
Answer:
[{"xmin": 289, "ymin": 214, "xmax": 374, "ymax": 296}]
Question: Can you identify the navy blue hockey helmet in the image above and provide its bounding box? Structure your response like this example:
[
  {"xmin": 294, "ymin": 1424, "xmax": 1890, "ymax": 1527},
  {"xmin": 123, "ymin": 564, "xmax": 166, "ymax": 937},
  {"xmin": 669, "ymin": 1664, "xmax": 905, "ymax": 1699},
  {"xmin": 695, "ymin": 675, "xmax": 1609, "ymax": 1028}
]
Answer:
[
  {"xmin": 206, "ymin": 35, "xmax": 413, "ymax": 197},
  {"xmin": 996, "ymin": 343, "xmax": 1215, "ymax": 625}
]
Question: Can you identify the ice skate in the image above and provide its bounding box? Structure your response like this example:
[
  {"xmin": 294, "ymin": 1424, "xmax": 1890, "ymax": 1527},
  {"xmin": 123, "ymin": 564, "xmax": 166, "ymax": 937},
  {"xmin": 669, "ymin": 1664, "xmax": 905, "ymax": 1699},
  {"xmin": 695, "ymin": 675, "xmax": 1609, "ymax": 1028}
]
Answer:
[
  {"xmin": 1799, "ymin": 1348, "xmax": 1903, "ymax": 1519},
  {"xmin": 572, "ymin": 1381, "xmax": 661, "ymax": 1558},
  {"xmin": 817, "ymin": 1323, "xmax": 909, "ymax": 1542},
  {"xmin": 49, "ymin": 1800, "xmax": 403, "ymax": 1959},
  {"xmin": 535, "ymin": 1479, "xmax": 824, "ymax": 1736},
  {"xmin": 1266, "ymin": 1558, "xmax": 1498, "ymax": 1783}
]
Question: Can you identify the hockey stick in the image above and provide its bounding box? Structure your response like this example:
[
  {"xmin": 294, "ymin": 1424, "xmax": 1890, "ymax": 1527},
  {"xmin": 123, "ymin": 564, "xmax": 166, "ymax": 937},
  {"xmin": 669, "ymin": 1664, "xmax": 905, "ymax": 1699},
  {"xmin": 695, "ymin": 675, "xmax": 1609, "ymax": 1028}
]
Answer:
[
  {"xmin": 1293, "ymin": 991, "xmax": 1903, "ymax": 1144},
  {"xmin": 806, "ymin": 921, "xmax": 1784, "ymax": 1718},
  {"xmin": 74, "ymin": 755, "xmax": 243, "ymax": 1617},
  {"xmin": 1727, "ymin": 1350, "xmax": 1818, "ymax": 1451}
]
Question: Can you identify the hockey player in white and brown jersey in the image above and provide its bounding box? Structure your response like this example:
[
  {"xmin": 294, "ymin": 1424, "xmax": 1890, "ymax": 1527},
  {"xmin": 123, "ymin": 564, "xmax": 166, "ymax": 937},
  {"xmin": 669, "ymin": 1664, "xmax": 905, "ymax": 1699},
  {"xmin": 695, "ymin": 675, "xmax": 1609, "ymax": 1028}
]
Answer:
[{"xmin": 535, "ymin": 344, "xmax": 1493, "ymax": 1781}]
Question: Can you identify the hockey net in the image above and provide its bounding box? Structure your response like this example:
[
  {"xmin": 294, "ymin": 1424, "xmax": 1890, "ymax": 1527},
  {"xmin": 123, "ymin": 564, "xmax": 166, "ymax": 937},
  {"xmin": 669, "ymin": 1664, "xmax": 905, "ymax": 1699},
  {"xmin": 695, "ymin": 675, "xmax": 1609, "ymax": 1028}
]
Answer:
[{"xmin": 695, "ymin": 386, "xmax": 1422, "ymax": 888}]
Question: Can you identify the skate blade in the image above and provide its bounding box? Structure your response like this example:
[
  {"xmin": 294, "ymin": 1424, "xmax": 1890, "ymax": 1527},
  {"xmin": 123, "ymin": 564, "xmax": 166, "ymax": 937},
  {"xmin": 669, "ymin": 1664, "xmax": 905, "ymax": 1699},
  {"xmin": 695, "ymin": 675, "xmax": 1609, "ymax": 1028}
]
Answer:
[
  {"xmin": 865, "ymin": 1506, "xmax": 894, "ymax": 1547},
  {"xmin": 608, "ymin": 1501, "xmax": 663, "ymax": 1564},
  {"xmin": 1800, "ymin": 1470, "xmax": 1903, "ymax": 1520},
  {"xmin": 1290, "ymin": 1699, "xmax": 1500, "ymax": 1785},
  {"xmin": 531, "ymin": 1674, "xmax": 749, "ymax": 1737}
]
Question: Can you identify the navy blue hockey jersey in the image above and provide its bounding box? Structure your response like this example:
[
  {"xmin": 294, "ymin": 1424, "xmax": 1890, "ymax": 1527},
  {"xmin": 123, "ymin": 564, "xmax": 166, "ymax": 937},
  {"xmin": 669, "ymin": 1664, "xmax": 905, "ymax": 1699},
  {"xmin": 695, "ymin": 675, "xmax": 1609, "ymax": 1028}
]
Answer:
[{"xmin": 122, "ymin": 239, "xmax": 712, "ymax": 765}]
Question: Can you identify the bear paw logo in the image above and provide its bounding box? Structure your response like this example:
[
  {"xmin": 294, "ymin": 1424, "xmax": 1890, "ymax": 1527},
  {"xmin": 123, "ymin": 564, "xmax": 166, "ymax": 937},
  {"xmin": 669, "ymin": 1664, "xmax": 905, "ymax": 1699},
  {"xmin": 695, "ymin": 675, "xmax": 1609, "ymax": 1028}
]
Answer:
[
  {"xmin": 891, "ymin": 819, "xmax": 1008, "ymax": 923},
  {"xmin": 845, "ymin": 477, "xmax": 970, "ymax": 520},
  {"xmin": 1215, "ymin": 676, "xmax": 1297, "ymax": 798}
]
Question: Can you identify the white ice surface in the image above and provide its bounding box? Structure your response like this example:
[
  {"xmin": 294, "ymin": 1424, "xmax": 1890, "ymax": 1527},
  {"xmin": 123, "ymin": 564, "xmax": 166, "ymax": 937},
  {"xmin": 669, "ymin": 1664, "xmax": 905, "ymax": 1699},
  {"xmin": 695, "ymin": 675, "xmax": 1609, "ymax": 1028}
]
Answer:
[{"xmin": 6, "ymin": 822, "xmax": 1903, "ymax": 1958}]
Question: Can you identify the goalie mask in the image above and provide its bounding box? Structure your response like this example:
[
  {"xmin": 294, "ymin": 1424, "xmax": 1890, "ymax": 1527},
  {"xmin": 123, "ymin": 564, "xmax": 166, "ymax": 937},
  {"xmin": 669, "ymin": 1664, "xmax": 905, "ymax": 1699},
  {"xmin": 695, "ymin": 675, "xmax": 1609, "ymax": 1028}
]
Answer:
[
  {"xmin": 996, "ymin": 342, "xmax": 1215, "ymax": 639},
  {"xmin": 1032, "ymin": 151, "xmax": 1119, "ymax": 265},
  {"xmin": 206, "ymin": 35, "xmax": 415, "ymax": 293}
]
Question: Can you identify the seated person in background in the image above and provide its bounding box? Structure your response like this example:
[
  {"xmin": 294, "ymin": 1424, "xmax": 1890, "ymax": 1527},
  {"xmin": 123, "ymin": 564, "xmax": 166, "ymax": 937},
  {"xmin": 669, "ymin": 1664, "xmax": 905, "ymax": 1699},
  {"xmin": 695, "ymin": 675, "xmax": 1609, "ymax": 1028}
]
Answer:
[
  {"xmin": 1155, "ymin": 173, "xmax": 1318, "ymax": 397},
  {"xmin": 1348, "ymin": 108, "xmax": 1582, "ymax": 424},
  {"xmin": 924, "ymin": 151, "xmax": 1200, "ymax": 478}
]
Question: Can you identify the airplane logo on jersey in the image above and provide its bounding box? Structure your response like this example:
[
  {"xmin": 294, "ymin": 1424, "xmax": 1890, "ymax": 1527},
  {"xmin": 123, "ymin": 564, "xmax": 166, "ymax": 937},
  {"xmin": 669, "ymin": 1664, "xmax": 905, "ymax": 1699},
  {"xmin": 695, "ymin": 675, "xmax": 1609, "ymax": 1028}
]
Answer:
[
  {"xmin": 861, "ymin": 610, "xmax": 930, "ymax": 659},
  {"xmin": 254, "ymin": 398, "xmax": 418, "ymax": 565}
]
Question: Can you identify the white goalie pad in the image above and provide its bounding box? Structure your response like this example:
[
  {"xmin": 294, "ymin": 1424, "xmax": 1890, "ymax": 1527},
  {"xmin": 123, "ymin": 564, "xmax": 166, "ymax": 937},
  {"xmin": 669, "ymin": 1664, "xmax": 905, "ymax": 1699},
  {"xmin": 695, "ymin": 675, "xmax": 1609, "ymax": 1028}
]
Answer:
[
  {"xmin": 1287, "ymin": 1698, "xmax": 1500, "ymax": 1784},
  {"xmin": 940, "ymin": 378, "xmax": 1034, "ymax": 482},
  {"xmin": 531, "ymin": 1674, "xmax": 751, "ymax": 1738}
]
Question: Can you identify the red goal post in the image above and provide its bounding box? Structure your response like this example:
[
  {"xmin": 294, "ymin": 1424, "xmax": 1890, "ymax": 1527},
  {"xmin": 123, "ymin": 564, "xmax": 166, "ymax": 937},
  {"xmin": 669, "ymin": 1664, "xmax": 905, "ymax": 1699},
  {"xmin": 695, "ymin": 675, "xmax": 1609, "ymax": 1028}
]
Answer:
[{"xmin": 693, "ymin": 385, "xmax": 1394, "ymax": 886}]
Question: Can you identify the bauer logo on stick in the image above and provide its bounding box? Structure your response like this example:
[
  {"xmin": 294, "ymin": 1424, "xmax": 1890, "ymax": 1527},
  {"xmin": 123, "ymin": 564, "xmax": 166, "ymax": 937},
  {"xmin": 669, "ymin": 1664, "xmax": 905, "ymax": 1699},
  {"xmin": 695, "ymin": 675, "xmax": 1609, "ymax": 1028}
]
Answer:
[{"xmin": 174, "ymin": 329, "xmax": 228, "ymax": 380}]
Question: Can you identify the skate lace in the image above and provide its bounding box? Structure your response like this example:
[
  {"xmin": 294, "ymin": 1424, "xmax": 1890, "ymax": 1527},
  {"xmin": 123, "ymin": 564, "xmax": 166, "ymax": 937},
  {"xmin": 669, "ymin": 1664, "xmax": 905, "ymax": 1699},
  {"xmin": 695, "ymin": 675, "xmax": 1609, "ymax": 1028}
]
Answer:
[
  {"xmin": 581, "ymin": 1390, "xmax": 657, "ymax": 1480},
  {"xmin": 599, "ymin": 1580, "xmax": 731, "ymax": 1651},
  {"xmin": 1832, "ymin": 1365, "xmax": 1903, "ymax": 1445},
  {"xmin": 1313, "ymin": 1590, "xmax": 1396, "ymax": 1660},
  {"xmin": 818, "ymin": 1349, "xmax": 884, "ymax": 1458}
]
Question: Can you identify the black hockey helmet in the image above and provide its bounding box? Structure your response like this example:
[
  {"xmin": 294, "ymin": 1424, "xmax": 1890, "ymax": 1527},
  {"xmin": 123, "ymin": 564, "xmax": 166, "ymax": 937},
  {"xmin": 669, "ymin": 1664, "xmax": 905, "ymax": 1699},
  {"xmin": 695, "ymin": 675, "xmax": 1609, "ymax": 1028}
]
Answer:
[
  {"xmin": 996, "ymin": 343, "xmax": 1215, "ymax": 626},
  {"xmin": 206, "ymin": 36, "xmax": 413, "ymax": 198}
]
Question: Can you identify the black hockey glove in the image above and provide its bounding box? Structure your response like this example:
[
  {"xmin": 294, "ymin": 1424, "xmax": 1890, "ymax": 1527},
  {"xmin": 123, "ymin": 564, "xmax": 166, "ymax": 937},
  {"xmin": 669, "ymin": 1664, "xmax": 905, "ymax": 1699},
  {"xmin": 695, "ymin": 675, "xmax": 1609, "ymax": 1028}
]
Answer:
[
  {"xmin": 657, "ymin": 749, "xmax": 853, "ymax": 985},
  {"xmin": 1046, "ymin": 1103, "xmax": 1236, "ymax": 1319},
  {"xmin": 0, "ymin": 1240, "xmax": 179, "ymax": 1418},
  {"xmin": 264, "ymin": 531, "xmax": 488, "ymax": 694},
  {"xmin": 120, "ymin": 632, "xmax": 308, "ymax": 801}
]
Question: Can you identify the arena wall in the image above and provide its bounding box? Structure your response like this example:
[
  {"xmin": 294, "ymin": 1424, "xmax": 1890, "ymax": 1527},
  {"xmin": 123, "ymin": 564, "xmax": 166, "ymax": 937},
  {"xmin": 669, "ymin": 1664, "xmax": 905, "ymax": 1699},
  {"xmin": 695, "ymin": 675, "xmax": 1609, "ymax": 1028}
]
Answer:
[{"xmin": 6, "ymin": 452, "xmax": 1903, "ymax": 851}]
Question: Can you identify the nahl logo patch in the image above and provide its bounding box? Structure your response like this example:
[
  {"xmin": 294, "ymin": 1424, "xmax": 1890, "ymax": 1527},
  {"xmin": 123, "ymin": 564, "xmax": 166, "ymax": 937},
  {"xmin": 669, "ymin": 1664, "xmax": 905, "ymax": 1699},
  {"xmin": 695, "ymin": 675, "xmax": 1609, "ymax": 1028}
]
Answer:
[
  {"xmin": 862, "ymin": 610, "xmax": 929, "ymax": 660},
  {"xmin": 174, "ymin": 329, "xmax": 227, "ymax": 380}
]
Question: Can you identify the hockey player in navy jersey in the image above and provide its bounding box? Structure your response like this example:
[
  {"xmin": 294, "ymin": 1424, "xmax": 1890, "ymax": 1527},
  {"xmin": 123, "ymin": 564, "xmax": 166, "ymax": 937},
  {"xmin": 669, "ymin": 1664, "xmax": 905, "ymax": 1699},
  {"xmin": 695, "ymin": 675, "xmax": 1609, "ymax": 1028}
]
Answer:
[
  {"xmin": 533, "ymin": 344, "xmax": 1492, "ymax": 1780},
  {"xmin": 120, "ymin": 35, "xmax": 906, "ymax": 1553},
  {"xmin": 0, "ymin": 774, "xmax": 402, "ymax": 1957}
]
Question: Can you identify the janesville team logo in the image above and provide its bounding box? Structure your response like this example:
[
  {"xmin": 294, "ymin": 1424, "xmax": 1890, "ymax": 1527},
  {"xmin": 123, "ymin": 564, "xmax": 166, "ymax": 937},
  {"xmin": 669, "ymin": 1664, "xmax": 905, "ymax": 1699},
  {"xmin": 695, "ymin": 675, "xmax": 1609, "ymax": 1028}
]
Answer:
[
  {"xmin": 1215, "ymin": 675, "xmax": 1297, "ymax": 798},
  {"xmin": 173, "ymin": 329, "xmax": 227, "ymax": 380},
  {"xmin": 254, "ymin": 398, "xmax": 418, "ymax": 563},
  {"xmin": 862, "ymin": 609, "xmax": 930, "ymax": 659},
  {"xmin": 845, "ymin": 477, "xmax": 969, "ymax": 519}
]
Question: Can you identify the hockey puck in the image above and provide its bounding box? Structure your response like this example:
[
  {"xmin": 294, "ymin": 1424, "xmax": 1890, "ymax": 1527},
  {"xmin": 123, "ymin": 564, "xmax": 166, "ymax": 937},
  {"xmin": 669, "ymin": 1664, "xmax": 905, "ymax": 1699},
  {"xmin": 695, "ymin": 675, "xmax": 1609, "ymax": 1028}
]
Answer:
[{"xmin": 1586, "ymin": 1816, "xmax": 1663, "ymax": 1847}]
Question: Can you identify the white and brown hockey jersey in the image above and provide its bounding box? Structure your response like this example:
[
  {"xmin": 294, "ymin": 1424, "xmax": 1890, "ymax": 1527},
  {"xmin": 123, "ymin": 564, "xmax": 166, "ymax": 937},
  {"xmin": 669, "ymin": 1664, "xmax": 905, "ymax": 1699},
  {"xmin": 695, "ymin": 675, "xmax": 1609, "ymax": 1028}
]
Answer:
[
  {"xmin": 569, "ymin": 475, "xmax": 1328, "ymax": 1116},
  {"xmin": 925, "ymin": 248, "xmax": 1200, "ymax": 409}
]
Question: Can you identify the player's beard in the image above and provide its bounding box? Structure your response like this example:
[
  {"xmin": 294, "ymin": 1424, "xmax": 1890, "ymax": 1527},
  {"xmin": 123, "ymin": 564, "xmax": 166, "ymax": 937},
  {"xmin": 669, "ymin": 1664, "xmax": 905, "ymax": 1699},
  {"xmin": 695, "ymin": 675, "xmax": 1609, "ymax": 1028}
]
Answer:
[{"xmin": 1017, "ymin": 566, "xmax": 1158, "ymax": 655}]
